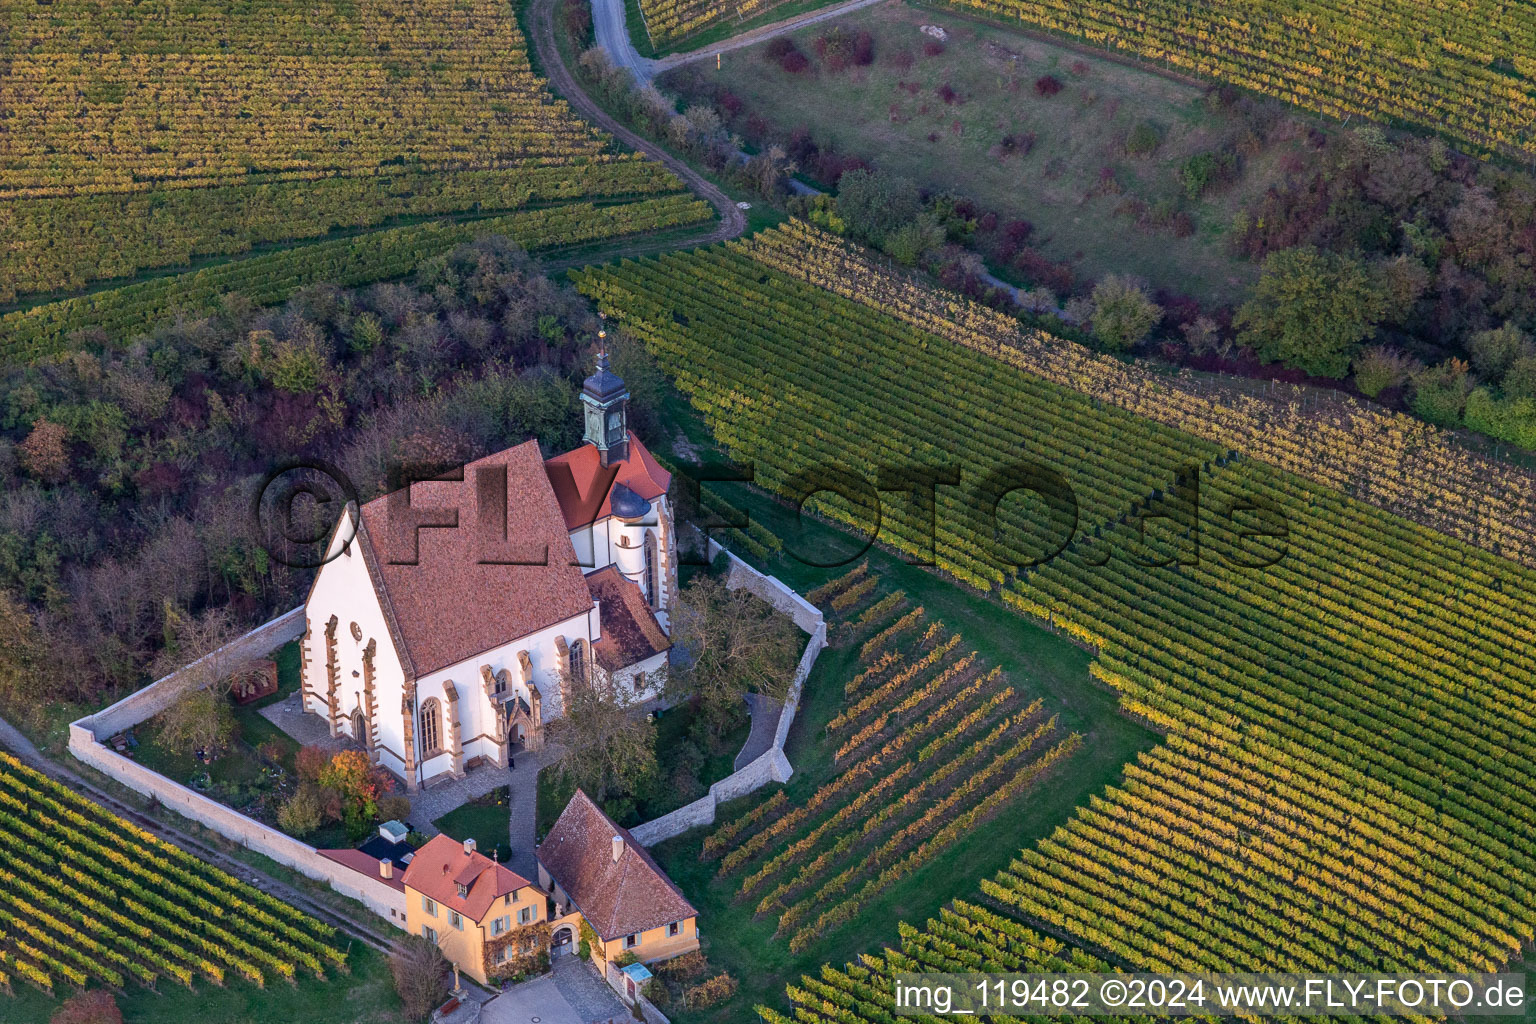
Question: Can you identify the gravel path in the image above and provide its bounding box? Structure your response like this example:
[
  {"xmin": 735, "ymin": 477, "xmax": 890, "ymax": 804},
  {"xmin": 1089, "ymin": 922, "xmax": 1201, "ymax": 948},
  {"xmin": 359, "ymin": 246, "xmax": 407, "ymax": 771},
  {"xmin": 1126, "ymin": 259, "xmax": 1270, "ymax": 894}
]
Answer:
[{"xmin": 735, "ymin": 693, "xmax": 784, "ymax": 770}]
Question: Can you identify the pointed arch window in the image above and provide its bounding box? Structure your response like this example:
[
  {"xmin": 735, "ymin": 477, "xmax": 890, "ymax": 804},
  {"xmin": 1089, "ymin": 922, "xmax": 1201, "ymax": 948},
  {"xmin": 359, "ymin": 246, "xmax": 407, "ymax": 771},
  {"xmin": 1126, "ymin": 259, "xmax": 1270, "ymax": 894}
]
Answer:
[
  {"xmin": 643, "ymin": 531, "xmax": 659, "ymax": 609},
  {"xmin": 419, "ymin": 698, "xmax": 443, "ymax": 756},
  {"xmin": 569, "ymin": 639, "xmax": 587, "ymax": 687}
]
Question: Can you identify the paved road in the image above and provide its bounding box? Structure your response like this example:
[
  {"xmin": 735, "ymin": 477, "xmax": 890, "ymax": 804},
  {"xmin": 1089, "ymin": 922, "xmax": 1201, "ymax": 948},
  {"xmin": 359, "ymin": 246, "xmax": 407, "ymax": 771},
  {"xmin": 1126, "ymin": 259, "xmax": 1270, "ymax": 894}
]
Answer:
[
  {"xmin": 530, "ymin": 0, "xmax": 746, "ymax": 254},
  {"xmin": 593, "ymin": 0, "xmax": 656, "ymax": 81},
  {"xmin": 597, "ymin": 0, "xmax": 892, "ymax": 83}
]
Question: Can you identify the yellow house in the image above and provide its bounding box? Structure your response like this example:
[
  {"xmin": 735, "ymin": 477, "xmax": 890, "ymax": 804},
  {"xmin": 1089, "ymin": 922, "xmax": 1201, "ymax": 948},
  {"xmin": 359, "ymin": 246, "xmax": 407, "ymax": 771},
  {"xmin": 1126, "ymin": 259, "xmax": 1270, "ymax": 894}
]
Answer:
[
  {"xmin": 401, "ymin": 834, "xmax": 549, "ymax": 985},
  {"xmin": 536, "ymin": 789, "xmax": 700, "ymax": 967}
]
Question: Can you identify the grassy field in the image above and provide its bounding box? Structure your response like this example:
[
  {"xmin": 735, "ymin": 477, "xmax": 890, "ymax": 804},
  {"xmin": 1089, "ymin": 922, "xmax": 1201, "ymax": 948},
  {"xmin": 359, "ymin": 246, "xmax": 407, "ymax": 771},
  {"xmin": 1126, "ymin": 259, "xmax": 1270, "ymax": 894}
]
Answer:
[
  {"xmin": 435, "ymin": 787, "xmax": 514, "ymax": 863},
  {"xmin": 639, "ymin": 402, "xmax": 1158, "ymax": 1020},
  {"xmin": 660, "ymin": 0, "xmax": 1293, "ymax": 302},
  {"xmin": 0, "ymin": 945, "xmax": 403, "ymax": 1024}
]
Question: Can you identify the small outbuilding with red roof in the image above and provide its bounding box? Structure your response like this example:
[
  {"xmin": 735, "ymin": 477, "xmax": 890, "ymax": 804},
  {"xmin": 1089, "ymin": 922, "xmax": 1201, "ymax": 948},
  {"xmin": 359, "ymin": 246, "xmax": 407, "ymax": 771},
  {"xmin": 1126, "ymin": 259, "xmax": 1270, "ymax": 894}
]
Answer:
[{"xmin": 536, "ymin": 789, "xmax": 700, "ymax": 966}]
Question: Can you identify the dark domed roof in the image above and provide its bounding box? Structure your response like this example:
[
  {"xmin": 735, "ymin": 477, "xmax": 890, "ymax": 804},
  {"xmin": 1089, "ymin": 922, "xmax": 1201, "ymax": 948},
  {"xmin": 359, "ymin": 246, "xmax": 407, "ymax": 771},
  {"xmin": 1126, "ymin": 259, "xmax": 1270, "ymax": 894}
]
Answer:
[
  {"xmin": 583, "ymin": 352, "xmax": 628, "ymax": 401},
  {"xmin": 608, "ymin": 482, "xmax": 651, "ymax": 520}
]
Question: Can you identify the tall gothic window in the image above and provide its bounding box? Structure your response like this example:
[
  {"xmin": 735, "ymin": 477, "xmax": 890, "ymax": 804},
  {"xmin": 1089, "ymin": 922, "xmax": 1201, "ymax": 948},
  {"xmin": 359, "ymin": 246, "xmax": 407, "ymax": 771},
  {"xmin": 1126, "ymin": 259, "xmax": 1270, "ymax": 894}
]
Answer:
[
  {"xmin": 569, "ymin": 639, "xmax": 587, "ymax": 687},
  {"xmin": 643, "ymin": 531, "xmax": 659, "ymax": 608},
  {"xmin": 419, "ymin": 698, "xmax": 442, "ymax": 755}
]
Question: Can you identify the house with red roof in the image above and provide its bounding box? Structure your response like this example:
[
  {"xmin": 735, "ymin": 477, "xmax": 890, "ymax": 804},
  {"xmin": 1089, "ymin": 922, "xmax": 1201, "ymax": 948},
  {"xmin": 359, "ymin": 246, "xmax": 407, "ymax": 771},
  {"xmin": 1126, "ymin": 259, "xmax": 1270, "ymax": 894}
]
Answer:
[
  {"xmin": 299, "ymin": 354, "xmax": 676, "ymax": 791},
  {"xmin": 400, "ymin": 834, "xmax": 550, "ymax": 984},
  {"xmin": 536, "ymin": 789, "xmax": 700, "ymax": 967}
]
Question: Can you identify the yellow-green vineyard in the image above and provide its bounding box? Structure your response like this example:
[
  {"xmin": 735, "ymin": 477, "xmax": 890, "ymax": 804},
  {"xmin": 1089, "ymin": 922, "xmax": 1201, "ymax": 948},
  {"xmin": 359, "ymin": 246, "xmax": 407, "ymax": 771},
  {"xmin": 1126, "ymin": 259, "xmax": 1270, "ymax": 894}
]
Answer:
[
  {"xmin": 0, "ymin": 753, "xmax": 347, "ymax": 995},
  {"xmin": 0, "ymin": 0, "xmax": 707, "ymax": 332},
  {"xmin": 637, "ymin": 0, "xmax": 785, "ymax": 47},
  {"xmin": 943, "ymin": 0, "xmax": 1536, "ymax": 160},
  {"xmin": 572, "ymin": 223, "xmax": 1536, "ymax": 1018},
  {"xmin": 704, "ymin": 574, "xmax": 1082, "ymax": 955}
]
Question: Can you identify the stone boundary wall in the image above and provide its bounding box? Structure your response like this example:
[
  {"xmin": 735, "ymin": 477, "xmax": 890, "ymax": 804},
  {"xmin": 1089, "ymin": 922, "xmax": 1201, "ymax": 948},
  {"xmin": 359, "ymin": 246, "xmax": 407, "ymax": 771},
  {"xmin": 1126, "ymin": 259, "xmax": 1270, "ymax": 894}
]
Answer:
[
  {"xmin": 85, "ymin": 606, "xmax": 306, "ymax": 740},
  {"xmin": 69, "ymin": 723, "xmax": 408, "ymax": 924},
  {"xmin": 69, "ymin": 606, "xmax": 408, "ymax": 928},
  {"xmin": 629, "ymin": 543, "xmax": 825, "ymax": 846}
]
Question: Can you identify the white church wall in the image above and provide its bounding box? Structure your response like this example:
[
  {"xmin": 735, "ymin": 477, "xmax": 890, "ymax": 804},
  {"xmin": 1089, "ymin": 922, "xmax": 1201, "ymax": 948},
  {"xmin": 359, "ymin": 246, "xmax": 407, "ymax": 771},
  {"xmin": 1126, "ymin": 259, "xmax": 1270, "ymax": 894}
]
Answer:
[{"xmin": 302, "ymin": 516, "xmax": 410, "ymax": 771}]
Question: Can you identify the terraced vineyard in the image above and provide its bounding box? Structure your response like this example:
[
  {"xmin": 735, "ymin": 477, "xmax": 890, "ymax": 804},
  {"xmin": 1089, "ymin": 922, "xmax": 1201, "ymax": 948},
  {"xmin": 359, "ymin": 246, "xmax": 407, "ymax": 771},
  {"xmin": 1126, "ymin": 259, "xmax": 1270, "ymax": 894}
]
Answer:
[
  {"xmin": 730, "ymin": 222, "xmax": 1536, "ymax": 570},
  {"xmin": 759, "ymin": 900, "xmax": 1130, "ymax": 1024},
  {"xmin": 0, "ymin": 752, "xmax": 347, "ymax": 995},
  {"xmin": 574, "ymin": 222, "xmax": 1536, "ymax": 1018},
  {"xmin": 705, "ymin": 570, "xmax": 1081, "ymax": 953},
  {"xmin": 946, "ymin": 0, "xmax": 1536, "ymax": 161},
  {"xmin": 1, "ymin": 0, "xmax": 709, "ymax": 340}
]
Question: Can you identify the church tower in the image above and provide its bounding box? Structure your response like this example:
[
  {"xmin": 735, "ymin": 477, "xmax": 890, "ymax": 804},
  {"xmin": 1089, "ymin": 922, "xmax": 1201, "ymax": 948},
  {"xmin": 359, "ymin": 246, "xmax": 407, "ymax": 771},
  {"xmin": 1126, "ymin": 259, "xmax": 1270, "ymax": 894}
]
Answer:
[{"xmin": 580, "ymin": 343, "xmax": 629, "ymax": 466}]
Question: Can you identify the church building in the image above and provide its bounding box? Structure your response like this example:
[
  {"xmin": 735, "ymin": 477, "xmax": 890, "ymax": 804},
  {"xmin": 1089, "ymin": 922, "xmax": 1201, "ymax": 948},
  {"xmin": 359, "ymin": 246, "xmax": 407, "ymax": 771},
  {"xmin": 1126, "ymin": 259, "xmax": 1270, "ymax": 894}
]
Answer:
[{"xmin": 299, "ymin": 354, "xmax": 677, "ymax": 791}]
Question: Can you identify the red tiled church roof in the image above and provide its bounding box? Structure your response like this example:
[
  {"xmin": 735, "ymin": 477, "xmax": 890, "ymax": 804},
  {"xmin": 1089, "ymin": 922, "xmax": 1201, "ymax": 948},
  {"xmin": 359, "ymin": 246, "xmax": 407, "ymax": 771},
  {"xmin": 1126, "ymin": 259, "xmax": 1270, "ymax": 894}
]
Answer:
[
  {"xmin": 355, "ymin": 440, "xmax": 594, "ymax": 677},
  {"xmin": 544, "ymin": 432, "xmax": 671, "ymax": 530},
  {"xmin": 401, "ymin": 835, "xmax": 533, "ymax": 922},
  {"xmin": 536, "ymin": 790, "xmax": 696, "ymax": 942},
  {"xmin": 586, "ymin": 567, "xmax": 669, "ymax": 672}
]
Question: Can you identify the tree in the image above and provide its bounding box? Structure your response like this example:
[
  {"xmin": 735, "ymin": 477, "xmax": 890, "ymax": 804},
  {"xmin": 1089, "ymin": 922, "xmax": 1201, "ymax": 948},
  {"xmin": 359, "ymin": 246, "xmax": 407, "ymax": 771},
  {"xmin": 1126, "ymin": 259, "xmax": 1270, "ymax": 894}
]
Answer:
[
  {"xmin": 51, "ymin": 991, "xmax": 122, "ymax": 1024},
  {"xmin": 318, "ymin": 749, "xmax": 395, "ymax": 838},
  {"xmin": 153, "ymin": 688, "xmax": 237, "ymax": 757},
  {"xmin": 1089, "ymin": 275, "xmax": 1162, "ymax": 351},
  {"xmin": 1467, "ymin": 322, "xmax": 1534, "ymax": 382},
  {"xmin": 669, "ymin": 575, "xmax": 803, "ymax": 740},
  {"xmin": 390, "ymin": 935, "xmax": 450, "ymax": 1023},
  {"xmin": 550, "ymin": 671, "xmax": 657, "ymax": 805},
  {"xmin": 151, "ymin": 602, "xmax": 242, "ymax": 689},
  {"xmin": 1504, "ymin": 355, "xmax": 1536, "ymax": 400},
  {"xmin": 277, "ymin": 783, "xmax": 326, "ymax": 836},
  {"xmin": 0, "ymin": 589, "xmax": 43, "ymax": 710},
  {"xmin": 1352, "ymin": 345, "xmax": 1419, "ymax": 398},
  {"xmin": 17, "ymin": 419, "xmax": 70, "ymax": 483},
  {"xmin": 835, "ymin": 169, "xmax": 922, "ymax": 245},
  {"xmin": 1235, "ymin": 247, "xmax": 1385, "ymax": 378},
  {"xmin": 1410, "ymin": 358, "xmax": 1472, "ymax": 427}
]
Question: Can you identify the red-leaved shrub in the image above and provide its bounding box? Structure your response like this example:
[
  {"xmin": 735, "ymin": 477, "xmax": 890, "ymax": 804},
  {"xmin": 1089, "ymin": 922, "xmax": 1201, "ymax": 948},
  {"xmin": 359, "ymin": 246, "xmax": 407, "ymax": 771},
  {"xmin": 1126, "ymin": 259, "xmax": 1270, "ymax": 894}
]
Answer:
[{"xmin": 1034, "ymin": 74, "xmax": 1063, "ymax": 96}]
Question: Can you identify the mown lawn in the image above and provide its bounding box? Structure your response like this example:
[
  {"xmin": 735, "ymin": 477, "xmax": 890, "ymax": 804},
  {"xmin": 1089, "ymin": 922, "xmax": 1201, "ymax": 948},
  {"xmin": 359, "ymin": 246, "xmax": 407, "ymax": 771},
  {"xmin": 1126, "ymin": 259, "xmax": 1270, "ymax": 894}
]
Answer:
[
  {"xmin": 0, "ymin": 944, "xmax": 403, "ymax": 1024},
  {"xmin": 435, "ymin": 786, "xmax": 514, "ymax": 862},
  {"xmin": 639, "ymin": 409, "xmax": 1158, "ymax": 1022}
]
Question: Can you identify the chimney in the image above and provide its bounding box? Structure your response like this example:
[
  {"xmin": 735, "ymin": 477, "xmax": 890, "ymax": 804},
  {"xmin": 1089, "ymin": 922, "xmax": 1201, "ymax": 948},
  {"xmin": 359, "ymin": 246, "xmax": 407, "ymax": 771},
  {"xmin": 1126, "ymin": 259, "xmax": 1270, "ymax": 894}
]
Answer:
[
  {"xmin": 611, "ymin": 835, "xmax": 623, "ymax": 863},
  {"xmin": 380, "ymin": 859, "xmax": 393, "ymax": 880},
  {"xmin": 464, "ymin": 838, "xmax": 477, "ymax": 855}
]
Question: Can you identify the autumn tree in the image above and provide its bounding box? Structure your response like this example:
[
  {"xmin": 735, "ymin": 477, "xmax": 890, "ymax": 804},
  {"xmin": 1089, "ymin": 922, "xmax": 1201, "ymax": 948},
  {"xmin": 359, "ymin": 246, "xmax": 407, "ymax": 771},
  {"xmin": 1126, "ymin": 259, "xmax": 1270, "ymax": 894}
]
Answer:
[
  {"xmin": 550, "ymin": 671, "xmax": 657, "ymax": 806},
  {"xmin": 390, "ymin": 935, "xmax": 450, "ymax": 1023},
  {"xmin": 1089, "ymin": 275, "xmax": 1162, "ymax": 351},
  {"xmin": 1235, "ymin": 247, "xmax": 1385, "ymax": 378},
  {"xmin": 669, "ymin": 574, "xmax": 803, "ymax": 740},
  {"xmin": 17, "ymin": 419, "xmax": 70, "ymax": 483},
  {"xmin": 318, "ymin": 748, "xmax": 396, "ymax": 838}
]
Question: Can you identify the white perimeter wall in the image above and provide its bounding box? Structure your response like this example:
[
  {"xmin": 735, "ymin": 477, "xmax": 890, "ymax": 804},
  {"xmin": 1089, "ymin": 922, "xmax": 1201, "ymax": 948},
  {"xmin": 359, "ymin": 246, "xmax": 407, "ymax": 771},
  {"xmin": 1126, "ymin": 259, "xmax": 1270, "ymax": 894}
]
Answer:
[
  {"xmin": 68, "ymin": 608, "xmax": 409, "ymax": 928},
  {"xmin": 628, "ymin": 540, "xmax": 825, "ymax": 846}
]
